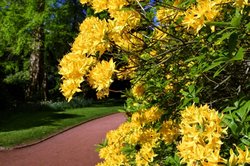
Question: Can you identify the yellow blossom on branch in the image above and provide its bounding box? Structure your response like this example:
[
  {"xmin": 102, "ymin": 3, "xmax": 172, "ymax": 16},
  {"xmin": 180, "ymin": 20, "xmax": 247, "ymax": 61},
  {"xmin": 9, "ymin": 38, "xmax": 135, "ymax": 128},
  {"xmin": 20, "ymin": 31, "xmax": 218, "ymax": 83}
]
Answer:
[
  {"xmin": 109, "ymin": 9, "xmax": 141, "ymax": 33},
  {"xmin": 228, "ymin": 145, "xmax": 250, "ymax": 165},
  {"xmin": 182, "ymin": 0, "xmax": 223, "ymax": 33},
  {"xmin": 235, "ymin": 0, "xmax": 249, "ymax": 7},
  {"xmin": 88, "ymin": 58, "xmax": 116, "ymax": 92},
  {"xmin": 79, "ymin": 0, "xmax": 90, "ymax": 4},
  {"xmin": 135, "ymin": 143, "xmax": 157, "ymax": 166},
  {"xmin": 60, "ymin": 79, "xmax": 82, "ymax": 102},
  {"xmin": 72, "ymin": 17, "xmax": 110, "ymax": 56},
  {"xmin": 58, "ymin": 52, "xmax": 95, "ymax": 101},
  {"xmin": 132, "ymin": 82, "xmax": 145, "ymax": 99},
  {"xmin": 177, "ymin": 105, "xmax": 227, "ymax": 165},
  {"xmin": 160, "ymin": 120, "xmax": 180, "ymax": 144},
  {"xmin": 108, "ymin": 0, "xmax": 129, "ymax": 11},
  {"xmin": 92, "ymin": 0, "xmax": 108, "ymax": 13},
  {"xmin": 58, "ymin": 52, "xmax": 95, "ymax": 80}
]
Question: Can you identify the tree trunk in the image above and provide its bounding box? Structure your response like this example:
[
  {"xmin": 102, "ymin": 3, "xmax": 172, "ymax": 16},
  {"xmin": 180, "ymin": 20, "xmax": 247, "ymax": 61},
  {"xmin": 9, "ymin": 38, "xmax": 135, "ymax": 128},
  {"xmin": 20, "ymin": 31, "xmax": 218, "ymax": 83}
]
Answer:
[{"xmin": 26, "ymin": 0, "xmax": 46, "ymax": 101}]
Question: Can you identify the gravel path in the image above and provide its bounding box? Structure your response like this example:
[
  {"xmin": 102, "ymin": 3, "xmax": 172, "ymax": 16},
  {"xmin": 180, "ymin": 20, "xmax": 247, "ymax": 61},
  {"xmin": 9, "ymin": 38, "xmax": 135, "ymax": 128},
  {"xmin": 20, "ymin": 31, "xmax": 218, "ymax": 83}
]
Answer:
[{"xmin": 0, "ymin": 113, "xmax": 126, "ymax": 166}]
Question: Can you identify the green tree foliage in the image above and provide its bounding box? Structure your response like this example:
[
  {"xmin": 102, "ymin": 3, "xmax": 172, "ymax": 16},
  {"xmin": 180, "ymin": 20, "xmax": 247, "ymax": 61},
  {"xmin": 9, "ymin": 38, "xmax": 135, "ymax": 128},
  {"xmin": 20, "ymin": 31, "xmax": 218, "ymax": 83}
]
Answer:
[{"xmin": 0, "ymin": 0, "xmax": 85, "ymax": 102}]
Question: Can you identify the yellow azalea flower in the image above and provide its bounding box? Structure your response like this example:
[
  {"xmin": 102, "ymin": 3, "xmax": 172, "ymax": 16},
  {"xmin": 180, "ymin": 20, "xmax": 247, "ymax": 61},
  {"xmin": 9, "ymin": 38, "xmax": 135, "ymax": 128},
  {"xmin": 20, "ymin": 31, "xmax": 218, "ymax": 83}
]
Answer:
[
  {"xmin": 117, "ymin": 57, "xmax": 138, "ymax": 80},
  {"xmin": 165, "ymin": 74, "xmax": 172, "ymax": 79},
  {"xmin": 135, "ymin": 143, "xmax": 157, "ymax": 166},
  {"xmin": 131, "ymin": 111, "xmax": 145, "ymax": 126},
  {"xmin": 156, "ymin": 7, "xmax": 175, "ymax": 24},
  {"xmin": 110, "ymin": 31, "xmax": 144, "ymax": 51},
  {"xmin": 96, "ymin": 88, "xmax": 109, "ymax": 99},
  {"xmin": 59, "ymin": 52, "xmax": 95, "ymax": 80},
  {"xmin": 139, "ymin": 128, "xmax": 160, "ymax": 147},
  {"xmin": 72, "ymin": 17, "xmax": 110, "ymax": 55},
  {"xmin": 106, "ymin": 121, "xmax": 135, "ymax": 146},
  {"xmin": 79, "ymin": 0, "xmax": 90, "ymax": 4},
  {"xmin": 60, "ymin": 79, "xmax": 82, "ymax": 102},
  {"xmin": 149, "ymin": 50, "xmax": 157, "ymax": 57},
  {"xmin": 131, "ymin": 106, "xmax": 163, "ymax": 126},
  {"xmin": 99, "ymin": 144, "xmax": 128, "ymax": 165},
  {"xmin": 109, "ymin": 10, "xmax": 141, "ymax": 32},
  {"xmin": 165, "ymin": 83, "xmax": 174, "ymax": 92},
  {"xmin": 229, "ymin": 148, "xmax": 239, "ymax": 166},
  {"xmin": 160, "ymin": 120, "xmax": 180, "ymax": 144},
  {"xmin": 58, "ymin": 52, "xmax": 95, "ymax": 101},
  {"xmin": 235, "ymin": 0, "xmax": 249, "ymax": 7},
  {"xmin": 144, "ymin": 106, "xmax": 163, "ymax": 124},
  {"xmin": 228, "ymin": 145, "xmax": 250, "ymax": 165},
  {"xmin": 236, "ymin": 146, "xmax": 250, "ymax": 164},
  {"xmin": 132, "ymin": 83, "xmax": 145, "ymax": 99},
  {"xmin": 152, "ymin": 28, "xmax": 167, "ymax": 40},
  {"xmin": 182, "ymin": 0, "xmax": 222, "ymax": 33},
  {"xmin": 88, "ymin": 58, "xmax": 115, "ymax": 92},
  {"xmin": 177, "ymin": 105, "xmax": 227, "ymax": 165},
  {"xmin": 127, "ymin": 128, "xmax": 143, "ymax": 145},
  {"xmin": 92, "ymin": 0, "xmax": 108, "ymax": 13},
  {"xmin": 108, "ymin": 0, "xmax": 129, "ymax": 11}
]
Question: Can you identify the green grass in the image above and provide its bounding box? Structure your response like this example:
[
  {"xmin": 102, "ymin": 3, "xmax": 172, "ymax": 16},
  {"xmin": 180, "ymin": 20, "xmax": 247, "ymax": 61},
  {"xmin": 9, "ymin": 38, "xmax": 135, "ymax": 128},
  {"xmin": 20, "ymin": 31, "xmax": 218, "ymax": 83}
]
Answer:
[{"xmin": 0, "ymin": 106, "xmax": 122, "ymax": 149}]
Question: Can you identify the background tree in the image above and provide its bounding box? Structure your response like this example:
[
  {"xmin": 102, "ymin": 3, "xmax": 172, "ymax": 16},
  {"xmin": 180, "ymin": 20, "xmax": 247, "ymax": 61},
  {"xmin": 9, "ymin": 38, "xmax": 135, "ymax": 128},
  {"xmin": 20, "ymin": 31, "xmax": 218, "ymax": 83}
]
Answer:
[{"xmin": 0, "ymin": 0, "xmax": 85, "ymax": 102}]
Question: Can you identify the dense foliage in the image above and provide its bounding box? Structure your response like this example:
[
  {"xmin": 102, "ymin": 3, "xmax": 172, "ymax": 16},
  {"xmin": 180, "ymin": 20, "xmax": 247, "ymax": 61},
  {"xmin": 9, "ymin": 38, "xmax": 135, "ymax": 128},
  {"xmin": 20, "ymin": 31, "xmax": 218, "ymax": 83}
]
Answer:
[
  {"xmin": 59, "ymin": 0, "xmax": 250, "ymax": 165},
  {"xmin": 0, "ymin": 0, "xmax": 85, "ymax": 102}
]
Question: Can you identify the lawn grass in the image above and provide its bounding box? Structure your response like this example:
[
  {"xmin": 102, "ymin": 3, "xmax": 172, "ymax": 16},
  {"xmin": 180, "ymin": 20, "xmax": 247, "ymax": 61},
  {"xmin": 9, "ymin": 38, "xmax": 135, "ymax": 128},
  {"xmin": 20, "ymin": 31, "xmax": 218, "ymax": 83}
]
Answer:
[{"xmin": 0, "ymin": 106, "xmax": 122, "ymax": 149}]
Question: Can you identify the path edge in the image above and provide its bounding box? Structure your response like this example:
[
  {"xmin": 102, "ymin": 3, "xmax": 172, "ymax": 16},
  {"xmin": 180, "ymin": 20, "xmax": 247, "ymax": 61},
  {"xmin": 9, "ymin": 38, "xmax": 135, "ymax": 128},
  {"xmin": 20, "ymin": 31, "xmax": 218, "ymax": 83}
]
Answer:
[{"xmin": 0, "ymin": 112, "xmax": 125, "ymax": 151}]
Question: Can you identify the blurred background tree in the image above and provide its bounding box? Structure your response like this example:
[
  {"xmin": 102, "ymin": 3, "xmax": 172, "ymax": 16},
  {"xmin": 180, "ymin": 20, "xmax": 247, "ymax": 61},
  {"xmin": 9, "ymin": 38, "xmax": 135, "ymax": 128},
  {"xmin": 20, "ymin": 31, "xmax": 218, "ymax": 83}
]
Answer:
[{"xmin": 0, "ymin": 0, "xmax": 85, "ymax": 105}]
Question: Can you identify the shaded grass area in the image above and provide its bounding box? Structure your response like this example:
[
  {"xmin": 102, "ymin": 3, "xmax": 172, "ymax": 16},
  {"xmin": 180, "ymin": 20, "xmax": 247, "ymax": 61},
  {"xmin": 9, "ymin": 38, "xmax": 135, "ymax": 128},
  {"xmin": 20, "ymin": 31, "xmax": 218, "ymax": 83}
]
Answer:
[{"xmin": 0, "ymin": 105, "xmax": 122, "ymax": 148}]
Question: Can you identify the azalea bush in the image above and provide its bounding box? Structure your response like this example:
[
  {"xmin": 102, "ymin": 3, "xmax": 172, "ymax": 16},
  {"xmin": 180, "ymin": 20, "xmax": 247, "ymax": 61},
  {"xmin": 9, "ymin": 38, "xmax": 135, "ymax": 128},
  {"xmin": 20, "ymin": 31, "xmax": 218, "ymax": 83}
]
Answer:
[{"xmin": 59, "ymin": 0, "xmax": 250, "ymax": 165}]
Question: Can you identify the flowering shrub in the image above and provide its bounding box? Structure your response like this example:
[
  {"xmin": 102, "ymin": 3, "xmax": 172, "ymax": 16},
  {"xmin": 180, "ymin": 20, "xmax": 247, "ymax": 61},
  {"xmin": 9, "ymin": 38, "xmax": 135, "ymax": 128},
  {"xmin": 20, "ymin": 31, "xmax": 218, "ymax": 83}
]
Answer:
[{"xmin": 59, "ymin": 0, "xmax": 250, "ymax": 165}]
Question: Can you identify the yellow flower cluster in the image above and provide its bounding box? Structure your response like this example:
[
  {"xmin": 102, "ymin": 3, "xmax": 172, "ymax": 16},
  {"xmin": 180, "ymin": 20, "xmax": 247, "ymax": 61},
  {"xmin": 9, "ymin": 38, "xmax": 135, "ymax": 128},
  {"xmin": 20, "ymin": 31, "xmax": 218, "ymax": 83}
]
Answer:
[
  {"xmin": 72, "ymin": 17, "xmax": 110, "ymax": 56},
  {"xmin": 97, "ymin": 106, "xmax": 163, "ymax": 166},
  {"xmin": 177, "ymin": 105, "xmax": 227, "ymax": 165},
  {"xmin": 80, "ymin": 0, "xmax": 129, "ymax": 13},
  {"xmin": 156, "ymin": 0, "xmax": 181, "ymax": 25},
  {"xmin": 59, "ymin": 0, "xmax": 143, "ymax": 100},
  {"xmin": 58, "ymin": 52, "xmax": 95, "ymax": 101},
  {"xmin": 80, "ymin": 0, "xmax": 141, "ymax": 52},
  {"xmin": 111, "ymin": 31, "xmax": 144, "ymax": 51},
  {"xmin": 132, "ymin": 82, "xmax": 145, "ymax": 99},
  {"xmin": 135, "ymin": 142, "xmax": 157, "ymax": 166},
  {"xmin": 88, "ymin": 58, "xmax": 115, "ymax": 92},
  {"xmin": 131, "ymin": 106, "xmax": 163, "ymax": 126},
  {"xmin": 228, "ymin": 145, "xmax": 250, "ymax": 165},
  {"xmin": 182, "ymin": 0, "xmax": 224, "ymax": 33},
  {"xmin": 117, "ymin": 57, "xmax": 138, "ymax": 80},
  {"xmin": 160, "ymin": 120, "xmax": 179, "ymax": 144},
  {"xmin": 98, "ymin": 104, "xmax": 247, "ymax": 166},
  {"xmin": 235, "ymin": 0, "xmax": 249, "ymax": 7}
]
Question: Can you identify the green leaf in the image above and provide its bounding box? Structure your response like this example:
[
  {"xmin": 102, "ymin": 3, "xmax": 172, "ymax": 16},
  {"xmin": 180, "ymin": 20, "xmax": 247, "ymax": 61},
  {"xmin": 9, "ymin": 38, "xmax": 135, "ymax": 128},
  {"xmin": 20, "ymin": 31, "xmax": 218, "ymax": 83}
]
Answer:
[
  {"xmin": 203, "ymin": 60, "xmax": 225, "ymax": 72},
  {"xmin": 223, "ymin": 106, "xmax": 236, "ymax": 113},
  {"xmin": 240, "ymin": 136, "xmax": 250, "ymax": 146},
  {"xmin": 213, "ymin": 64, "xmax": 226, "ymax": 77},
  {"xmin": 215, "ymin": 31, "xmax": 235, "ymax": 45},
  {"xmin": 193, "ymin": 97, "xmax": 199, "ymax": 103},
  {"xmin": 231, "ymin": 47, "xmax": 245, "ymax": 61},
  {"xmin": 231, "ymin": 10, "xmax": 242, "ymax": 27},
  {"xmin": 188, "ymin": 85, "xmax": 195, "ymax": 94},
  {"xmin": 246, "ymin": 22, "xmax": 250, "ymax": 31},
  {"xmin": 235, "ymin": 100, "xmax": 250, "ymax": 121},
  {"xmin": 228, "ymin": 120, "xmax": 239, "ymax": 135},
  {"xmin": 228, "ymin": 32, "xmax": 238, "ymax": 54}
]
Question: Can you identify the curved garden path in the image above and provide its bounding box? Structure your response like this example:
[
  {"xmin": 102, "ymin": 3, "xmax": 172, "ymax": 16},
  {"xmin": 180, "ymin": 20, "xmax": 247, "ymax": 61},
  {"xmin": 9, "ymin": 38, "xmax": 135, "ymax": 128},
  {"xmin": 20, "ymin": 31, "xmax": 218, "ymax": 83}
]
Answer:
[{"xmin": 0, "ymin": 113, "xmax": 126, "ymax": 166}]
